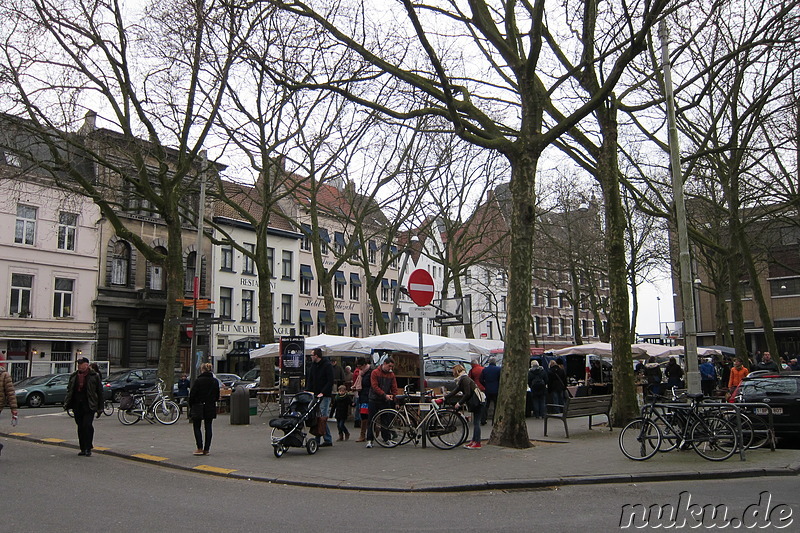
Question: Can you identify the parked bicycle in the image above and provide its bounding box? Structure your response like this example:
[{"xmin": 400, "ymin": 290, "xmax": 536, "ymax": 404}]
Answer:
[
  {"xmin": 619, "ymin": 391, "xmax": 739, "ymax": 461},
  {"xmin": 370, "ymin": 386, "xmax": 469, "ymax": 450},
  {"xmin": 118, "ymin": 379, "xmax": 180, "ymax": 425}
]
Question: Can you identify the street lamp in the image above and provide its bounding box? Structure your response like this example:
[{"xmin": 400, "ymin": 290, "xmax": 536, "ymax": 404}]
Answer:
[
  {"xmin": 390, "ymin": 236, "xmax": 419, "ymax": 332},
  {"xmin": 656, "ymin": 296, "xmax": 663, "ymax": 341}
]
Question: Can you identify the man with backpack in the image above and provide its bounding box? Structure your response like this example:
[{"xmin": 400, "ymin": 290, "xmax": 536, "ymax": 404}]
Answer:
[{"xmin": 527, "ymin": 360, "xmax": 547, "ymax": 418}]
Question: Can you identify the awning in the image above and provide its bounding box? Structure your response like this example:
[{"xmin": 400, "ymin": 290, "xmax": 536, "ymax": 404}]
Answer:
[
  {"xmin": 350, "ymin": 273, "xmax": 362, "ymax": 286},
  {"xmin": 381, "ymin": 279, "xmax": 390, "ymax": 288},
  {"xmin": 334, "ymin": 271, "xmax": 347, "ymax": 285},
  {"xmin": 334, "ymin": 232, "xmax": 346, "ymax": 246},
  {"xmin": 369, "ymin": 240, "xmax": 378, "ymax": 251},
  {"xmin": 391, "ymin": 280, "xmax": 398, "ymax": 289},
  {"xmin": 300, "ymin": 223, "xmax": 312, "ymax": 237},
  {"xmin": 300, "ymin": 309, "xmax": 313, "ymax": 324},
  {"xmin": 317, "ymin": 311, "xmax": 326, "ymax": 323},
  {"xmin": 300, "ymin": 265, "xmax": 314, "ymax": 280},
  {"xmin": 318, "ymin": 228, "xmax": 330, "ymax": 243},
  {"xmin": 336, "ymin": 312, "xmax": 347, "ymax": 327},
  {"xmin": 390, "ymin": 245, "xmax": 398, "ymax": 255},
  {"xmin": 382, "ymin": 312, "xmax": 390, "ymax": 322},
  {"xmin": 350, "ymin": 314, "xmax": 362, "ymax": 327}
]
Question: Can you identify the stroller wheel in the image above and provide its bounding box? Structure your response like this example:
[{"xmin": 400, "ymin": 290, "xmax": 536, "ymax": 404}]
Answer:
[
  {"xmin": 273, "ymin": 445, "xmax": 286, "ymax": 458},
  {"xmin": 306, "ymin": 438, "xmax": 319, "ymax": 455}
]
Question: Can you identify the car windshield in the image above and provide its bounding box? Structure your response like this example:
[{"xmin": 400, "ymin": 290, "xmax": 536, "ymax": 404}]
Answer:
[
  {"xmin": 241, "ymin": 368, "xmax": 260, "ymax": 381},
  {"xmin": 105, "ymin": 371, "xmax": 128, "ymax": 382},
  {"xmin": 16, "ymin": 375, "xmax": 55, "ymax": 386},
  {"xmin": 739, "ymin": 378, "xmax": 799, "ymax": 398}
]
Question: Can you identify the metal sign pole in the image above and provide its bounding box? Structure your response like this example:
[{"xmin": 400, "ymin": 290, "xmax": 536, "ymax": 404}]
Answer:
[{"xmin": 418, "ymin": 316, "xmax": 426, "ymax": 449}]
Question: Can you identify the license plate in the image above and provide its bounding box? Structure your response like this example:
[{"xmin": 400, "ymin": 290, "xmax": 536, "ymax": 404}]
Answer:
[{"xmin": 754, "ymin": 407, "xmax": 783, "ymax": 415}]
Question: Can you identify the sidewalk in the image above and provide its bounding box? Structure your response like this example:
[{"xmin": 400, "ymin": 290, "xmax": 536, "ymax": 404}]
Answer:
[{"xmin": 2, "ymin": 407, "xmax": 799, "ymax": 492}]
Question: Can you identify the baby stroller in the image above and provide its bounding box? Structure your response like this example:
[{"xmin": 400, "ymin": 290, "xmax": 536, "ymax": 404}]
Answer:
[{"xmin": 268, "ymin": 391, "xmax": 322, "ymax": 458}]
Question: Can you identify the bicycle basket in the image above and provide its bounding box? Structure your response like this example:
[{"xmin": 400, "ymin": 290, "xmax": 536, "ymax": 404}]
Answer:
[{"xmin": 118, "ymin": 394, "xmax": 135, "ymax": 411}]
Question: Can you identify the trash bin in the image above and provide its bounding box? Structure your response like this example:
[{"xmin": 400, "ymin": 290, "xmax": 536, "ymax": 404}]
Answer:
[{"xmin": 230, "ymin": 385, "xmax": 250, "ymax": 425}]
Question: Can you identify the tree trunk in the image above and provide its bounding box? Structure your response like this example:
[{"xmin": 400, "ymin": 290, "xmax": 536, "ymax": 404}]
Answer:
[
  {"xmin": 158, "ymin": 223, "xmax": 186, "ymax": 396},
  {"xmin": 488, "ymin": 150, "xmax": 537, "ymax": 449}
]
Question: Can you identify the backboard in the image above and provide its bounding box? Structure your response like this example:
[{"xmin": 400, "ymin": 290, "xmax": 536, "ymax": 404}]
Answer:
[{"xmin": 432, "ymin": 295, "xmax": 472, "ymax": 326}]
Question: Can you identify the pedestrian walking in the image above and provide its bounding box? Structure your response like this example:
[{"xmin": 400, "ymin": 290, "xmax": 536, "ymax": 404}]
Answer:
[
  {"xmin": 189, "ymin": 362, "xmax": 220, "ymax": 456},
  {"xmin": 306, "ymin": 348, "xmax": 334, "ymax": 447},
  {"xmin": 547, "ymin": 359, "xmax": 567, "ymax": 413},
  {"xmin": 353, "ymin": 358, "xmax": 372, "ymax": 442},
  {"xmin": 0, "ymin": 367, "xmax": 19, "ymax": 456},
  {"xmin": 479, "ymin": 357, "xmax": 501, "ymax": 424},
  {"xmin": 63, "ymin": 357, "xmax": 104, "ymax": 456},
  {"xmin": 699, "ymin": 358, "xmax": 717, "ymax": 397},
  {"xmin": 332, "ymin": 385, "xmax": 351, "ymax": 441},
  {"xmin": 527, "ymin": 360, "xmax": 547, "ymax": 418}
]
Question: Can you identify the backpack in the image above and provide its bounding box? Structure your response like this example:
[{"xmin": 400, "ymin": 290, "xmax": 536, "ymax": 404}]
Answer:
[{"xmin": 529, "ymin": 368, "xmax": 547, "ymax": 394}]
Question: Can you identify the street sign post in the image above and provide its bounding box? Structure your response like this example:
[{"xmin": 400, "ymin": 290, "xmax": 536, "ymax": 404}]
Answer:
[{"xmin": 407, "ymin": 269, "xmax": 435, "ymax": 307}]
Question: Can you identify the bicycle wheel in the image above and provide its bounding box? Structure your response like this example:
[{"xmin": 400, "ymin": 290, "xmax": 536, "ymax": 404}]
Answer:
[
  {"xmin": 653, "ymin": 407, "xmax": 684, "ymax": 452},
  {"xmin": 720, "ymin": 410, "xmax": 754, "ymax": 450},
  {"xmin": 619, "ymin": 418, "xmax": 661, "ymax": 460},
  {"xmin": 118, "ymin": 404, "xmax": 142, "ymax": 425},
  {"xmin": 371, "ymin": 409, "xmax": 406, "ymax": 448},
  {"xmin": 442, "ymin": 408, "xmax": 470, "ymax": 446},
  {"xmin": 745, "ymin": 413, "xmax": 771, "ymax": 449},
  {"xmin": 691, "ymin": 416, "xmax": 737, "ymax": 461},
  {"xmin": 153, "ymin": 399, "xmax": 180, "ymax": 425},
  {"xmin": 425, "ymin": 409, "xmax": 468, "ymax": 450},
  {"xmin": 103, "ymin": 400, "xmax": 114, "ymax": 416}
]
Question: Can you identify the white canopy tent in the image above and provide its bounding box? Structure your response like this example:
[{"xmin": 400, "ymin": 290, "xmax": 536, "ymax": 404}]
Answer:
[
  {"xmin": 552, "ymin": 342, "xmax": 649, "ymax": 357},
  {"xmin": 249, "ymin": 334, "xmax": 369, "ymax": 359},
  {"xmin": 357, "ymin": 331, "xmax": 498, "ymax": 356}
]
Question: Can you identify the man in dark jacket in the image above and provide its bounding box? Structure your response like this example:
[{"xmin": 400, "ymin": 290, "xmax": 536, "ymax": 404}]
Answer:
[
  {"xmin": 479, "ymin": 357, "xmax": 501, "ymax": 425},
  {"xmin": 306, "ymin": 348, "xmax": 334, "ymax": 447},
  {"xmin": 64, "ymin": 357, "xmax": 104, "ymax": 456}
]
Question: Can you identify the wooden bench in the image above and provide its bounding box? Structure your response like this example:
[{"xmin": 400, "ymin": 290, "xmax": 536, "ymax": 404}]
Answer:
[{"xmin": 544, "ymin": 394, "xmax": 613, "ymax": 438}]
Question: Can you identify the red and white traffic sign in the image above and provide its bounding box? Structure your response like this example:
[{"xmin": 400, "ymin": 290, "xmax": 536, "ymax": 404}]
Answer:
[
  {"xmin": 407, "ymin": 269, "xmax": 435, "ymax": 307},
  {"xmin": 185, "ymin": 324, "xmax": 194, "ymax": 339}
]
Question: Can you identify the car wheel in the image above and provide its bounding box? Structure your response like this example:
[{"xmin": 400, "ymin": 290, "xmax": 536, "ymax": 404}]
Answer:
[
  {"xmin": 112, "ymin": 390, "xmax": 122, "ymax": 403},
  {"xmin": 27, "ymin": 392, "xmax": 45, "ymax": 408}
]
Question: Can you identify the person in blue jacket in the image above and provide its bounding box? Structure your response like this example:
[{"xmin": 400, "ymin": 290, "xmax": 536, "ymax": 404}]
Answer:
[
  {"xmin": 699, "ymin": 358, "xmax": 717, "ymax": 397},
  {"xmin": 479, "ymin": 357, "xmax": 501, "ymax": 425}
]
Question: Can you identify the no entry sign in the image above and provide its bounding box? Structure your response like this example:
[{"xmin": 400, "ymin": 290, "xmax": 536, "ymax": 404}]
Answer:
[{"xmin": 407, "ymin": 269, "xmax": 435, "ymax": 307}]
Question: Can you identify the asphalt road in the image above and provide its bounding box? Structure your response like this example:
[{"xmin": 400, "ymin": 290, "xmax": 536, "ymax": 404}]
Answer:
[{"xmin": 3, "ymin": 438, "xmax": 798, "ymax": 532}]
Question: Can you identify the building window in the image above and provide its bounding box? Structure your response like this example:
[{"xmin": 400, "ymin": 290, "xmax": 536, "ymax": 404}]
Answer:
[
  {"xmin": 219, "ymin": 287, "xmax": 232, "ymax": 319},
  {"xmin": 10, "ymin": 273, "xmax": 33, "ymax": 316},
  {"xmin": 381, "ymin": 280, "xmax": 391, "ymax": 302},
  {"xmin": 300, "ymin": 226, "xmax": 312, "ymax": 251},
  {"xmin": 350, "ymin": 273, "xmax": 361, "ymax": 301},
  {"xmin": 221, "ymin": 246, "xmax": 234, "ymax": 271},
  {"xmin": 57, "ymin": 212, "xmax": 78, "ymax": 251},
  {"xmin": 334, "ymin": 271, "xmax": 345, "ymax": 299},
  {"xmin": 15, "ymin": 205, "xmax": 36, "ymax": 245},
  {"xmin": 108, "ymin": 320, "xmax": 125, "ymax": 366},
  {"xmin": 487, "ymin": 321, "xmax": 493, "ymax": 339},
  {"xmin": 241, "ymin": 289, "xmax": 254, "ymax": 321},
  {"xmin": 184, "ymin": 251, "xmax": 197, "ymax": 293},
  {"xmin": 533, "ymin": 316, "xmax": 540, "ymax": 336},
  {"xmin": 53, "ymin": 278, "xmax": 74, "ymax": 318},
  {"xmin": 258, "ymin": 248, "xmax": 271, "ymax": 279},
  {"xmin": 281, "ymin": 295, "xmax": 292, "ymax": 324},
  {"xmin": 112, "ymin": 241, "xmax": 131, "ymax": 286},
  {"xmin": 565, "ymin": 318, "xmax": 573, "ymax": 337},
  {"xmin": 243, "ymin": 243, "xmax": 255, "ymax": 274},
  {"xmin": 300, "ymin": 264, "xmax": 313, "ymax": 296},
  {"xmin": 336, "ymin": 312, "xmax": 346, "ymax": 336},
  {"xmin": 501, "ymin": 295, "xmax": 506, "ymax": 312},
  {"xmin": 368, "ymin": 240, "xmax": 377, "ymax": 264},
  {"xmin": 771, "ymin": 277, "xmax": 800, "ymax": 296},
  {"xmin": 558, "ymin": 317, "xmax": 565, "ymax": 336},
  {"xmin": 318, "ymin": 311, "xmax": 326, "ymax": 334},
  {"xmin": 282, "ymin": 250, "xmax": 293, "ymax": 279},
  {"xmin": 334, "ymin": 232, "xmax": 346, "ymax": 255},
  {"xmin": 350, "ymin": 314, "xmax": 362, "ymax": 337},
  {"xmin": 544, "ymin": 290, "xmax": 551, "ymax": 307},
  {"xmin": 558, "ymin": 292, "xmax": 565, "ymax": 308},
  {"xmin": 546, "ymin": 316, "xmax": 553, "ymax": 336},
  {"xmin": 147, "ymin": 323, "xmax": 161, "ymax": 365}
]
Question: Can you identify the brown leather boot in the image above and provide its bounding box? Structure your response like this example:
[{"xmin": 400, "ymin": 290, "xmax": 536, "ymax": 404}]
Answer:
[
  {"xmin": 355, "ymin": 419, "xmax": 367, "ymax": 442},
  {"xmin": 337, "ymin": 432, "xmax": 343, "ymax": 442}
]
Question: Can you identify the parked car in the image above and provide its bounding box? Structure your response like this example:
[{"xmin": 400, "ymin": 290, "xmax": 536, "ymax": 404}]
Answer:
[
  {"xmin": 233, "ymin": 367, "xmax": 280, "ymax": 396},
  {"xmin": 103, "ymin": 368, "xmax": 158, "ymax": 402},
  {"xmin": 731, "ymin": 371, "xmax": 800, "ymax": 439},
  {"xmin": 215, "ymin": 373, "xmax": 242, "ymax": 388},
  {"xmin": 14, "ymin": 373, "xmax": 71, "ymax": 408},
  {"xmin": 424, "ymin": 355, "xmax": 473, "ymax": 392}
]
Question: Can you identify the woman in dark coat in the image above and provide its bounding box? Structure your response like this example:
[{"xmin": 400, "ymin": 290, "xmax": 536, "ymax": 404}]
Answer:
[
  {"xmin": 189, "ymin": 362, "xmax": 220, "ymax": 456},
  {"xmin": 665, "ymin": 357, "xmax": 684, "ymax": 391}
]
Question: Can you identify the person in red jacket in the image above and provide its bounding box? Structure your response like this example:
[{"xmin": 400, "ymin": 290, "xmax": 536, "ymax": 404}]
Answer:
[
  {"xmin": 365, "ymin": 358, "xmax": 398, "ymax": 448},
  {"xmin": 469, "ymin": 359, "xmax": 485, "ymax": 392}
]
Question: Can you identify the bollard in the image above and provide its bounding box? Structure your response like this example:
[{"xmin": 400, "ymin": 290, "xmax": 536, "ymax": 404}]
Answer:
[{"xmin": 230, "ymin": 385, "xmax": 250, "ymax": 425}]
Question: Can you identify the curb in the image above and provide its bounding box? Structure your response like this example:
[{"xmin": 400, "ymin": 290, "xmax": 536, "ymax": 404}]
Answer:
[{"xmin": 3, "ymin": 431, "xmax": 799, "ymax": 493}]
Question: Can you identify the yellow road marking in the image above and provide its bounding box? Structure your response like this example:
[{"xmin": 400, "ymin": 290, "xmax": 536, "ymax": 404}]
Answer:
[
  {"xmin": 132, "ymin": 453, "xmax": 168, "ymax": 461},
  {"xmin": 41, "ymin": 438, "xmax": 66, "ymax": 443},
  {"xmin": 193, "ymin": 465, "xmax": 237, "ymax": 474},
  {"xmin": 10, "ymin": 432, "xmax": 30, "ymax": 436},
  {"xmin": 93, "ymin": 446, "xmax": 110, "ymax": 451}
]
